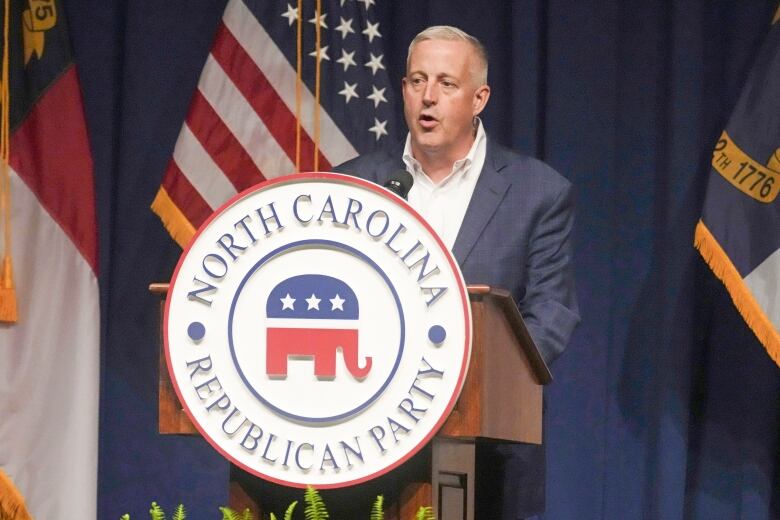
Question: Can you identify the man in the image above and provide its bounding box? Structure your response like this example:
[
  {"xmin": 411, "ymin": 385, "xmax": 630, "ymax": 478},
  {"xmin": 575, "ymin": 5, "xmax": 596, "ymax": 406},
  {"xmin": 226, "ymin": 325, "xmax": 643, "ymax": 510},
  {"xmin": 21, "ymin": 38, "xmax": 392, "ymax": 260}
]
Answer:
[{"xmin": 334, "ymin": 25, "xmax": 580, "ymax": 517}]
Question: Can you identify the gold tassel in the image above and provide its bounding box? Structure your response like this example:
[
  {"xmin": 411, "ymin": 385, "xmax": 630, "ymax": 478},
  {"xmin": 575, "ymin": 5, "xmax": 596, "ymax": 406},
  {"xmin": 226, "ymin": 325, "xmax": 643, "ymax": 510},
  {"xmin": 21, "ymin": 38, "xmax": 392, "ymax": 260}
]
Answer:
[
  {"xmin": 0, "ymin": 254, "xmax": 16, "ymax": 322},
  {"xmin": 0, "ymin": 469, "xmax": 33, "ymax": 520},
  {"xmin": 150, "ymin": 187, "xmax": 196, "ymax": 249},
  {"xmin": 0, "ymin": 0, "xmax": 15, "ymax": 324}
]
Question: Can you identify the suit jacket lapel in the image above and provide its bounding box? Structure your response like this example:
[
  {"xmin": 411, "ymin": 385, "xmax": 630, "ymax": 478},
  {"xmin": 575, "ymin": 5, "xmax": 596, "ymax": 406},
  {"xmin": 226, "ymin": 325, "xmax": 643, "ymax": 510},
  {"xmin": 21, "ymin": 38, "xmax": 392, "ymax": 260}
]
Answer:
[
  {"xmin": 375, "ymin": 141, "xmax": 406, "ymax": 185},
  {"xmin": 451, "ymin": 141, "xmax": 511, "ymax": 265}
]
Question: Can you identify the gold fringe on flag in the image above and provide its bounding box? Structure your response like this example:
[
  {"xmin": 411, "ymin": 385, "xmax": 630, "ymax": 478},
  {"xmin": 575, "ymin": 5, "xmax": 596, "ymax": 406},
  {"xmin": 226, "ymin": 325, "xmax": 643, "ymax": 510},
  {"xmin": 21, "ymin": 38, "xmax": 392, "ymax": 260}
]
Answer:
[
  {"xmin": 0, "ymin": 470, "xmax": 32, "ymax": 520},
  {"xmin": 695, "ymin": 220, "xmax": 780, "ymax": 366},
  {"xmin": 0, "ymin": 0, "xmax": 17, "ymax": 323},
  {"xmin": 151, "ymin": 187, "xmax": 196, "ymax": 249}
]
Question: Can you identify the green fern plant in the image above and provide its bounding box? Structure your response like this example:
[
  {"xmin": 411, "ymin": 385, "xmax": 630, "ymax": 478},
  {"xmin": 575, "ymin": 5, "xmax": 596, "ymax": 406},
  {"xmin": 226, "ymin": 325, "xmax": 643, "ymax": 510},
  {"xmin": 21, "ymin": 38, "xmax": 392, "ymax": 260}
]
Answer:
[
  {"xmin": 149, "ymin": 501, "xmax": 166, "ymax": 520},
  {"xmin": 284, "ymin": 500, "xmax": 298, "ymax": 520},
  {"xmin": 218, "ymin": 506, "xmax": 237, "ymax": 520},
  {"xmin": 172, "ymin": 504, "xmax": 186, "ymax": 520},
  {"xmin": 303, "ymin": 486, "xmax": 329, "ymax": 520},
  {"xmin": 218, "ymin": 506, "xmax": 254, "ymax": 520},
  {"xmin": 369, "ymin": 494, "xmax": 384, "ymax": 520},
  {"xmin": 119, "ymin": 492, "xmax": 429, "ymax": 519}
]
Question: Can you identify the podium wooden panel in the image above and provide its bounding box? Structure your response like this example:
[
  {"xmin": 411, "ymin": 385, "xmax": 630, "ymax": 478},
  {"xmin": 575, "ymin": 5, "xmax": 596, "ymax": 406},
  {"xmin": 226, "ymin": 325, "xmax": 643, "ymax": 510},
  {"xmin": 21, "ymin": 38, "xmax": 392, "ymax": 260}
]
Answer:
[{"xmin": 151, "ymin": 283, "xmax": 550, "ymax": 519}]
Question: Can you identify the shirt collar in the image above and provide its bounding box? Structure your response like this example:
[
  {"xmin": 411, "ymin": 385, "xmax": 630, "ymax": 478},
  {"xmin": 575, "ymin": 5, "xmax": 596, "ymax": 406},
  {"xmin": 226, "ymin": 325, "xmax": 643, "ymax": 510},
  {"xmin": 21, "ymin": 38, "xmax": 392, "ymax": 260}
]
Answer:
[{"xmin": 402, "ymin": 118, "xmax": 486, "ymax": 187}]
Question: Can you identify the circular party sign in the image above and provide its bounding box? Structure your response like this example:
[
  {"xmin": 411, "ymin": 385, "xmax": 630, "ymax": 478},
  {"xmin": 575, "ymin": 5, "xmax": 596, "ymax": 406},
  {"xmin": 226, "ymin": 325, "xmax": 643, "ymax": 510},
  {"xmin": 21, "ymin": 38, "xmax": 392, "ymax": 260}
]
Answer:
[{"xmin": 165, "ymin": 173, "xmax": 472, "ymax": 488}]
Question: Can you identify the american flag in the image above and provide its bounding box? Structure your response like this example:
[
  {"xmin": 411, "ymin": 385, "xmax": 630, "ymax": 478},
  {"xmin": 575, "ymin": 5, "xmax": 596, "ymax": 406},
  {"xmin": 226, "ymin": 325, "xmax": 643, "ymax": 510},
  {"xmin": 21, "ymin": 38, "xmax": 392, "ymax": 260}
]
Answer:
[{"xmin": 153, "ymin": 0, "xmax": 397, "ymax": 248}]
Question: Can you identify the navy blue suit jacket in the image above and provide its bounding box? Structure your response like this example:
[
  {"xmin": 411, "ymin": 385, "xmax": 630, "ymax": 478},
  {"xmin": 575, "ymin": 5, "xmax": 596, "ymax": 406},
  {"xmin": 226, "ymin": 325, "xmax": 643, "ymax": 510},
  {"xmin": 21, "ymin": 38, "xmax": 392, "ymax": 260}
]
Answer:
[{"xmin": 334, "ymin": 138, "xmax": 580, "ymax": 366}]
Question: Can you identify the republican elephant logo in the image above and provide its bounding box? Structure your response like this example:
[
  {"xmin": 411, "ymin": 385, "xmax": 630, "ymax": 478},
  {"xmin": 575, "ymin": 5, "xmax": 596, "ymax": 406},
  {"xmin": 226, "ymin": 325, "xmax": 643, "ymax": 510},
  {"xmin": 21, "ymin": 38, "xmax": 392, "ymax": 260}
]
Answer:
[{"xmin": 265, "ymin": 274, "xmax": 372, "ymax": 380}]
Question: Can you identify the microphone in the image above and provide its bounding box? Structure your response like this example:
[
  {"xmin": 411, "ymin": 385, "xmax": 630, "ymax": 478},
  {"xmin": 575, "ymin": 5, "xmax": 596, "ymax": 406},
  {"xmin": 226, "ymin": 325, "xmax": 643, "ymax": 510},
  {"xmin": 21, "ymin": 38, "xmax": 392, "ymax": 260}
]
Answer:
[{"xmin": 383, "ymin": 170, "xmax": 414, "ymax": 200}]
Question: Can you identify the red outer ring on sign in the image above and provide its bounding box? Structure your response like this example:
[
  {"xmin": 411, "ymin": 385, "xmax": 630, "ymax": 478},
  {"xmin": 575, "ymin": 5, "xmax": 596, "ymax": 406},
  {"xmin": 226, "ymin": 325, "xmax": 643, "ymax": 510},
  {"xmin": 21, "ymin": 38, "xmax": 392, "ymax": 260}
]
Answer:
[{"xmin": 163, "ymin": 172, "xmax": 473, "ymax": 489}]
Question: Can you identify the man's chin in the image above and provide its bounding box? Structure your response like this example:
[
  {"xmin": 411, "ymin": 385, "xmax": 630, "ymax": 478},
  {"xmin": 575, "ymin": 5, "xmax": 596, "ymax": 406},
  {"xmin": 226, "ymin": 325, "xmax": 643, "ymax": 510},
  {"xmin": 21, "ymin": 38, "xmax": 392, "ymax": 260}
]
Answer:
[{"xmin": 411, "ymin": 134, "xmax": 444, "ymax": 154}]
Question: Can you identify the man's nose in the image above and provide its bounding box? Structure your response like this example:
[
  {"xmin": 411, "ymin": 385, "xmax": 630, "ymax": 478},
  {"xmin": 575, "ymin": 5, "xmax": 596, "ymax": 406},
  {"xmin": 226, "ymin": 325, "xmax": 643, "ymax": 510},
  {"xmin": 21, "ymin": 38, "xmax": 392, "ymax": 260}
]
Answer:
[{"xmin": 422, "ymin": 82, "xmax": 437, "ymax": 105}]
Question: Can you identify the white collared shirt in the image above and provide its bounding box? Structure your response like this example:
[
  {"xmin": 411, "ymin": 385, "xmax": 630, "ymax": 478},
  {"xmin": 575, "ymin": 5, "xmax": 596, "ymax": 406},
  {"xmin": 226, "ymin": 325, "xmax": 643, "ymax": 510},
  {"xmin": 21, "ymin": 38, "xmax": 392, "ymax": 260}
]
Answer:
[{"xmin": 402, "ymin": 119, "xmax": 487, "ymax": 250}]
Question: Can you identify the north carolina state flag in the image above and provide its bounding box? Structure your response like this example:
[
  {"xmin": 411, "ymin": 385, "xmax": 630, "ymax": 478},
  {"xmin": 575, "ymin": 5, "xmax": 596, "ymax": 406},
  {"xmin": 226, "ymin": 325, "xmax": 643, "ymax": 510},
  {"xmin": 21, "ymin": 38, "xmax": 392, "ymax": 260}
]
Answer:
[{"xmin": 0, "ymin": 1, "xmax": 99, "ymax": 519}]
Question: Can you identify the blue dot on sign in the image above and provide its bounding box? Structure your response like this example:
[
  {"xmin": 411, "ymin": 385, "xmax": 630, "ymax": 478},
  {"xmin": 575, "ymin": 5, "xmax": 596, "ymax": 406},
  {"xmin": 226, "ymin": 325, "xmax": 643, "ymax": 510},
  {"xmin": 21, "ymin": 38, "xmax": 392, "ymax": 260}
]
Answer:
[
  {"xmin": 188, "ymin": 322, "xmax": 205, "ymax": 341},
  {"xmin": 428, "ymin": 325, "xmax": 446, "ymax": 345}
]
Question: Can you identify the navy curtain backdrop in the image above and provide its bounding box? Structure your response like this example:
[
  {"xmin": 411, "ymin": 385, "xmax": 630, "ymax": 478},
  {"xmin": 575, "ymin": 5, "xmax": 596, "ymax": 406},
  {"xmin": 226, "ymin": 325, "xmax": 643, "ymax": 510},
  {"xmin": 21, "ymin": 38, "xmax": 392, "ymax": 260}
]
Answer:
[{"xmin": 61, "ymin": 0, "xmax": 780, "ymax": 518}]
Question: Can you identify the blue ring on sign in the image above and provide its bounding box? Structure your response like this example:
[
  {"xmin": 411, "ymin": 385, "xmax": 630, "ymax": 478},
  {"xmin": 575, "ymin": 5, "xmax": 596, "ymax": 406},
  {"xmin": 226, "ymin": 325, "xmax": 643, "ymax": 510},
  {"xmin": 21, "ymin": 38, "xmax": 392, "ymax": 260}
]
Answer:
[{"xmin": 228, "ymin": 239, "xmax": 405, "ymax": 424}]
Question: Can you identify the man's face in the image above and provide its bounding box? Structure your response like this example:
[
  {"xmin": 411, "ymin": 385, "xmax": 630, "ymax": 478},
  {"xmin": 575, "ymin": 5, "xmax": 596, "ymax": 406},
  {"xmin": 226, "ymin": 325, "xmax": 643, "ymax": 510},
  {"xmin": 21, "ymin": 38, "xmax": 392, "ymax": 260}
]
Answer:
[{"xmin": 402, "ymin": 39, "xmax": 490, "ymax": 161}]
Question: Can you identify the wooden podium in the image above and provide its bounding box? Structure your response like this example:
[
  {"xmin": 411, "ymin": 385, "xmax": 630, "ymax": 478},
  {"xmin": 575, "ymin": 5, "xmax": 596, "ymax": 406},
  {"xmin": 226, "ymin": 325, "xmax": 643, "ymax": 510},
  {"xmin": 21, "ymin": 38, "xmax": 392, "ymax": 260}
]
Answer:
[{"xmin": 151, "ymin": 283, "xmax": 551, "ymax": 519}]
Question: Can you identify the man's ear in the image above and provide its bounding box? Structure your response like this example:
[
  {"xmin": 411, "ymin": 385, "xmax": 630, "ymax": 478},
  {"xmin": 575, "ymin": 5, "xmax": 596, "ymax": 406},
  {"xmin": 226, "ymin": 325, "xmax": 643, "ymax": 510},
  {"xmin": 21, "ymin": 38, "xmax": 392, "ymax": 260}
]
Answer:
[{"xmin": 472, "ymin": 85, "xmax": 490, "ymax": 116}]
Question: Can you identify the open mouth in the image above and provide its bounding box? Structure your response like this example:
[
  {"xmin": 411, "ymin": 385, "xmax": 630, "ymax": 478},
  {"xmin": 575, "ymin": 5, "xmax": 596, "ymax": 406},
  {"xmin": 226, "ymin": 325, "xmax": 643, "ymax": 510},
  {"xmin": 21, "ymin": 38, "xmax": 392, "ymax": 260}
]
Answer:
[{"xmin": 419, "ymin": 114, "xmax": 438, "ymax": 128}]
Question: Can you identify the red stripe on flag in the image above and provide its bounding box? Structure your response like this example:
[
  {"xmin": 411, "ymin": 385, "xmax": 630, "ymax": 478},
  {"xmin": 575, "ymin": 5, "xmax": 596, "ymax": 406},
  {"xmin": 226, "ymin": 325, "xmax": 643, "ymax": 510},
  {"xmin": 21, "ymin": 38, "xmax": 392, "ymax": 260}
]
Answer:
[
  {"xmin": 211, "ymin": 23, "xmax": 332, "ymax": 171},
  {"xmin": 9, "ymin": 65, "xmax": 98, "ymax": 274},
  {"xmin": 187, "ymin": 89, "xmax": 266, "ymax": 191},
  {"xmin": 162, "ymin": 161, "xmax": 214, "ymax": 229}
]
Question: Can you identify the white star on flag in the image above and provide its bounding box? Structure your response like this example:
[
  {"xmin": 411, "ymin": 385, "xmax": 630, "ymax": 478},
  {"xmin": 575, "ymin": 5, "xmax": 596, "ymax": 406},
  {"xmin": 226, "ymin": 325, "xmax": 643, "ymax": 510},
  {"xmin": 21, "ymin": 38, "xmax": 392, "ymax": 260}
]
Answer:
[
  {"xmin": 358, "ymin": 0, "xmax": 375, "ymax": 10},
  {"xmin": 335, "ymin": 17, "xmax": 355, "ymax": 39},
  {"xmin": 365, "ymin": 53, "xmax": 385, "ymax": 75},
  {"xmin": 368, "ymin": 118, "xmax": 388, "ymax": 140},
  {"xmin": 281, "ymin": 4, "xmax": 298, "ymax": 26},
  {"xmin": 367, "ymin": 85, "xmax": 387, "ymax": 108},
  {"xmin": 308, "ymin": 12, "xmax": 328, "ymax": 28},
  {"xmin": 281, "ymin": 293, "xmax": 296, "ymax": 310},
  {"xmin": 330, "ymin": 294, "xmax": 346, "ymax": 311},
  {"xmin": 337, "ymin": 49, "xmax": 357, "ymax": 71},
  {"xmin": 339, "ymin": 81, "xmax": 359, "ymax": 103},
  {"xmin": 306, "ymin": 294, "xmax": 322, "ymax": 310},
  {"xmin": 362, "ymin": 20, "xmax": 381, "ymax": 43},
  {"xmin": 309, "ymin": 45, "xmax": 330, "ymax": 61}
]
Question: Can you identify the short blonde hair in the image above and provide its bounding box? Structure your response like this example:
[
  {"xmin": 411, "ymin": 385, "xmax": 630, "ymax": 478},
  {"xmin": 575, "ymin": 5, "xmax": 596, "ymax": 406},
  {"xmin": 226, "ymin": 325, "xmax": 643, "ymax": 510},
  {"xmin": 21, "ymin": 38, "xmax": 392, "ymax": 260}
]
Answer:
[{"xmin": 406, "ymin": 25, "xmax": 488, "ymax": 85}]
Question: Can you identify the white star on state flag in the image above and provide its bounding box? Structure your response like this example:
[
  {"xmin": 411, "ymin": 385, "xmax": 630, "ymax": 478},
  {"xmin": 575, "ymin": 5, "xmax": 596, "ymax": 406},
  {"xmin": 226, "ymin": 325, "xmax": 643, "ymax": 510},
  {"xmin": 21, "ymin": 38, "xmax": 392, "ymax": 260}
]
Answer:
[
  {"xmin": 281, "ymin": 4, "xmax": 298, "ymax": 26},
  {"xmin": 339, "ymin": 81, "xmax": 359, "ymax": 103},
  {"xmin": 330, "ymin": 294, "xmax": 345, "ymax": 311},
  {"xmin": 362, "ymin": 20, "xmax": 381, "ymax": 43},
  {"xmin": 309, "ymin": 45, "xmax": 330, "ymax": 61},
  {"xmin": 368, "ymin": 118, "xmax": 388, "ymax": 140},
  {"xmin": 281, "ymin": 293, "xmax": 296, "ymax": 310},
  {"xmin": 358, "ymin": 0, "xmax": 375, "ymax": 10},
  {"xmin": 367, "ymin": 85, "xmax": 387, "ymax": 108},
  {"xmin": 335, "ymin": 17, "xmax": 355, "ymax": 39},
  {"xmin": 337, "ymin": 49, "xmax": 357, "ymax": 71},
  {"xmin": 308, "ymin": 12, "xmax": 328, "ymax": 28},
  {"xmin": 364, "ymin": 53, "xmax": 385, "ymax": 75},
  {"xmin": 306, "ymin": 293, "xmax": 321, "ymax": 310}
]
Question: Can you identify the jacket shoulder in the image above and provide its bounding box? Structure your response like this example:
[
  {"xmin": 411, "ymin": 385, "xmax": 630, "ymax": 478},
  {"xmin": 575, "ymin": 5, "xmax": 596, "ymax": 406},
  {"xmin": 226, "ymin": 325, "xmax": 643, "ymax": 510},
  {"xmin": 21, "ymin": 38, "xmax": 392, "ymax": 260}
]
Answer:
[
  {"xmin": 492, "ymin": 143, "xmax": 572, "ymax": 195},
  {"xmin": 332, "ymin": 144, "xmax": 403, "ymax": 183}
]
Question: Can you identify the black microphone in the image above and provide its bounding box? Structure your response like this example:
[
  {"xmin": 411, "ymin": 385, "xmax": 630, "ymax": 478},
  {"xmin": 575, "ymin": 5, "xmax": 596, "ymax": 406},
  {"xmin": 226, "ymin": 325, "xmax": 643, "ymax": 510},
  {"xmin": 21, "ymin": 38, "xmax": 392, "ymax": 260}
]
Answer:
[{"xmin": 383, "ymin": 170, "xmax": 414, "ymax": 200}]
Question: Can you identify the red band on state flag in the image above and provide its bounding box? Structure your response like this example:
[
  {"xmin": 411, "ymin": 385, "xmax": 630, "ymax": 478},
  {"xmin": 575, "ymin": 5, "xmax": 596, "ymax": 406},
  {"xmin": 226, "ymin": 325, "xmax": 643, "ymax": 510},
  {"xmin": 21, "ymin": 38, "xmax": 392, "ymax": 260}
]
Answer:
[
  {"xmin": 211, "ymin": 23, "xmax": 331, "ymax": 171},
  {"xmin": 10, "ymin": 65, "xmax": 98, "ymax": 274}
]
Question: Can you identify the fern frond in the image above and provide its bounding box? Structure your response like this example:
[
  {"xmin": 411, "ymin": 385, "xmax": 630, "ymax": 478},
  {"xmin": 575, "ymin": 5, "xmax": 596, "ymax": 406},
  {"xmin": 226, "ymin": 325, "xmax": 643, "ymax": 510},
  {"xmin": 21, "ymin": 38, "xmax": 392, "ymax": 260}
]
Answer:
[
  {"xmin": 270, "ymin": 514, "xmax": 277, "ymax": 520},
  {"xmin": 303, "ymin": 486, "xmax": 329, "ymax": 520},
  {"xmin": 414, "ymin": 506, "xmax": 434, "ymax": 520},
  {"xmin": 283, "ymin": 500, "xmax": 298, "ymax": 520},
  {"xmin": 241, "ymin": 507, "xmax": 254, "ymax": 520},
  {"xmin": 219, "ymin": 506, "xmax": 241, "ymax": 520},
  {"xmin": 172, "ymin": 504, "xmax": 186, "ymax": 520},
  {"xmin": 370, "ymin": 495, "xmax": 384, "ymax": 520},
  {"xmin": 149, "ymin": 501, "xmax": 166, "ymax": 520}
]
